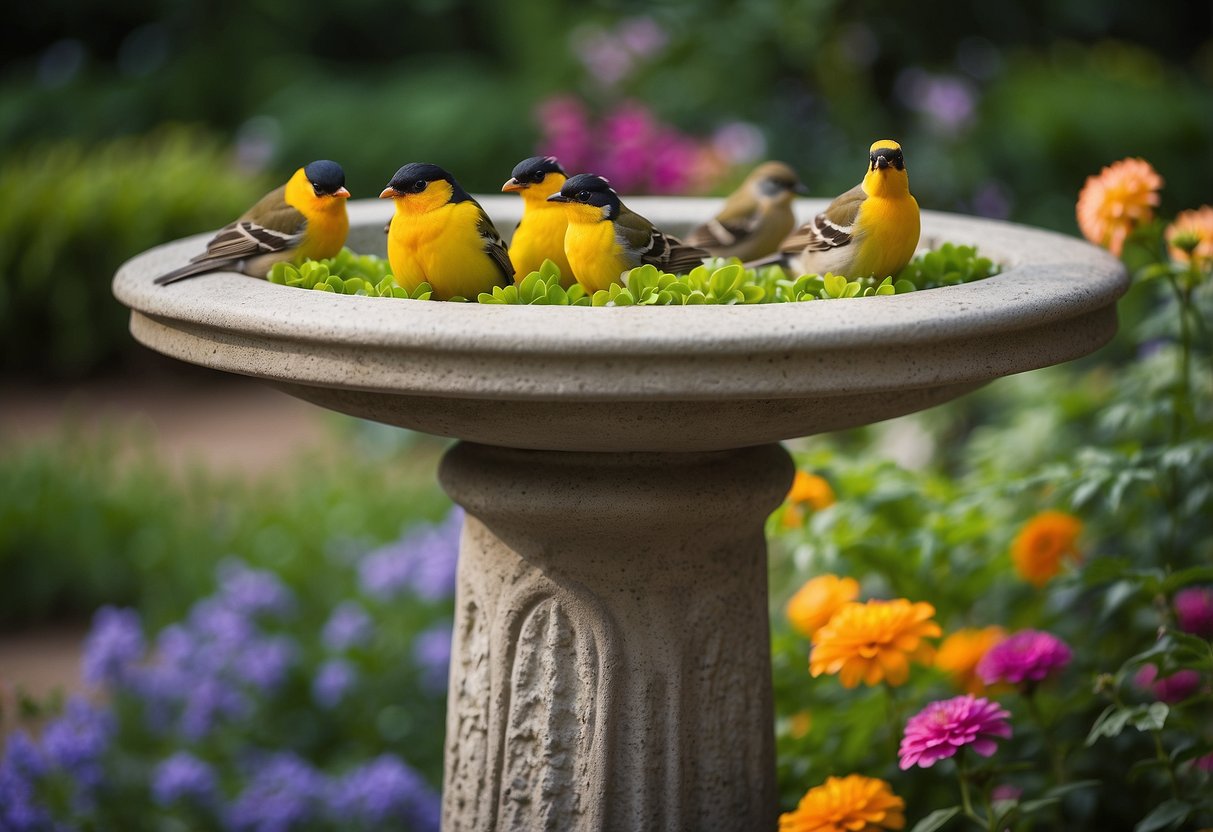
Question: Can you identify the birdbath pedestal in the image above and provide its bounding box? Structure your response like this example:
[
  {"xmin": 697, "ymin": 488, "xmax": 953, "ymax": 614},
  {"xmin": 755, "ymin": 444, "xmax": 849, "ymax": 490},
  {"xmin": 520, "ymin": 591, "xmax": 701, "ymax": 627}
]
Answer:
[{"xmin": 113, "ymin": 197, "xmax": 1126, "ymax": 832}]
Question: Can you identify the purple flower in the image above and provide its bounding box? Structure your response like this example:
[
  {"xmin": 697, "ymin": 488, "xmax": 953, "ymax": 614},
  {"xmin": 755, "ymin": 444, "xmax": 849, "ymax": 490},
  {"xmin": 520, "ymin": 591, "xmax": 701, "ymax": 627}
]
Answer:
[
  {"xmin": 358, "ymin": 510, "xmax": 462, "ymax": 602},
  {"xmin": 217, "ymin": 560, "xmax": 294, "ymax": 619},
  {"xmin": 328, "ymin": 754, "xmax": 440, "ymax": 831},
  {"xmin": 899, "ymin": 695, "xmax": 1012, "ymax": 769},
  {"xmin": 228, "ymin": 753, "xmax": 326, "ymax": 832},
  {"xmin": 312, "ymin": 659, "xmax": 357, "ymax": 709},
  {"xmin": 977, "ymin": 629, "xmax": 1072, "ymax": 686},
  {"xmin": 322, "ymin": 602, "xmax": 374, "ymax": 652},
  {"xmin": 232, "ymin": 635, "xmax": 297, "ymax": 692},
  {"xmin": 41, "ymin": 696, "xmax": 114, "ymax": 789},
  {"xmin": 896, "ymin": 69, "xmax": 977, "ymax": 134},
  {"xmin": 152, "ymin": 751, "xmax": 218, "ymax": 807},
  {"xmin": 1175, "ymin": 587, "xmax": 1213, "ymax": 637},
  {"xmin": 2, "ymin": 732, "xmax": 46, "ymax": 780},
  {"xmin": 188, "ymin": 598, "xmax": 255, "ymax": 647},
  {"xmin": 82, "ymin": 606, "xmax": 145, "ymax": 688},
  {"xmin": 181, "ymin": 679, "xmax": 251, "ymax": 741},
  {"xmin": 412, "ymin": 624, "xmax": 452, "ymax": 694},
  {"xmin": 1134, "ymin": 665, "xmax": 1202, "ymax": 704},
  {"xmin": 0, "ymin": 753, "xmax": 51, "ymax": 832}
]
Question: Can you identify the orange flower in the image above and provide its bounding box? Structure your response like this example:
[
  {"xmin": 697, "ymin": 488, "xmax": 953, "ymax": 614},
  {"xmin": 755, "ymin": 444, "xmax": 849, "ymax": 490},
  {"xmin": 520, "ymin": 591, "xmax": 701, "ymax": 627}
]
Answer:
[
  {"xmin": 810, "ymin": 599, "xmax": 941, "ymax": 688},
  {"xmin": 935, "ymin": 627, "xmax": 1005, "ymax": 694},
  {"xmin": 1166, "ymin": 205, "xmax": 1213, "ymax": 268},
  {"xmin": 787, "ymin": 710, "xmax": 813, "ymax": 740},
  {"xmin": 1076, "ymin": 157, "xmax": 1163, "ymax": 256},
  {"xmin": 1011, "ymin": 511, "xmax": 1083, "ymax": 587},
  {"xmin": 787, "ymin": 574, "xmax": 860, "ymax": 638},
  {"xmin": 783, "ymin": 471, "xmax": 836, "ymax": 528},
  {"xmin": 779, "ymin": 774, "xmax": 906, "ymax": 832}
]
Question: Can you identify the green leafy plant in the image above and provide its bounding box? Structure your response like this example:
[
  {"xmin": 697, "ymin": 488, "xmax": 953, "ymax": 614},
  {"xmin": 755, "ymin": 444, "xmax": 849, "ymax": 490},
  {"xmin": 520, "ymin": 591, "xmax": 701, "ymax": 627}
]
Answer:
[
  {"xmin": 477, "ymin": 260, "xmax": 589, "ymax": 305},
  {"xmin": 896, "ymin": 243, "xmax": 1000, "ymax": 290},
  {"xmin": 269, "ymin": 254, "xmax": 432, "ymax": 299}
]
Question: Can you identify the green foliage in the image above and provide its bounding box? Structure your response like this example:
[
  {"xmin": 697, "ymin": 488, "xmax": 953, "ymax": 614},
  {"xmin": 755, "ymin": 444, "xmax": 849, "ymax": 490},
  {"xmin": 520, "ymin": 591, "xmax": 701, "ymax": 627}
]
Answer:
[
  {"xmin": 477, "ymin": 260, "xmax": 588, "ymax": 305},
  {"xmin": 0, "ymin": 127, "xmax": 271, "ymax": 377},
  {"xmin": 268, "ymin": 251, "xmax": 432, "ymax": 299},
  {"xmin": 895, "ymin": 243, "xmax": 1000, "ymax": 290}
]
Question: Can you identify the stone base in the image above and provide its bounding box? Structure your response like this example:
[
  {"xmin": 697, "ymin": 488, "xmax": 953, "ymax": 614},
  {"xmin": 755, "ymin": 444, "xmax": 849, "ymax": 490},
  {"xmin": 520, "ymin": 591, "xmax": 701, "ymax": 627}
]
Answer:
[{"xmin": 438, "ymin": 442, "xmax": 794, "ymax": 832}]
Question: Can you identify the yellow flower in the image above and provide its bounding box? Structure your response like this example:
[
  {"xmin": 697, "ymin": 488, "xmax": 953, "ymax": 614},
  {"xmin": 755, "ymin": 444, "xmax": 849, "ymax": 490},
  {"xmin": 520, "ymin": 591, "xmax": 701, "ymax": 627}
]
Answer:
[
  {"xmin": 783, "ymin": 471, "xmax": 836, "ymax": 528},
  {"xmin": 1076, "ymin": 157, "xmax": 1163, "ymax": 256},
  {"xmin": 1166, "ymin": 205, "xmax": 1213, "ymax": 268},
  {"xmin": 935, "ymin": 627, "xmax": 1005, "ymax": 694},
  {"xmin": 810, "ymin": 599, "xmax": 941, "ymax": 688},
  {"xmin": 1011, "ymin": 511, "xmax": 1083, "ymax": 587},
  {"xmin": 787, "ymin": 574, "xmax": 860, "ymax": 638},
  {"xmin": 779, "ymin": 774, "xmax": 906, "ymax": 832}
]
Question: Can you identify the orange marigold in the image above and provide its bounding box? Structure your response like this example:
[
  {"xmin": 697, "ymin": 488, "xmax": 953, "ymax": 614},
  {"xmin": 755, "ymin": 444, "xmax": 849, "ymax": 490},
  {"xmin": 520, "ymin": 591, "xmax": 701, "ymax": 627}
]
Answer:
[
  {"xmin": 779, "ymin": 774, "xmax": 906, "ymax": 832},
  {"xmin": 935, "ymin": 627, "xmax": 1006, "ymax": 694},
  {"xmin": 783, "ymin": 471, "xmax": 836, "ymax": 528},
  {"xmin": 1166, "ymin": 205, "xmax": 1213, "ymax": 268},
  {"xmin": 810, "ymin": 599, "xmax": 941, "ymax": 688},
  {"xmin": 787, "ymin": 575, "xmax": 860, "ymax": 638},
  {"xmin": 1076, "ymin": 157, "xmax": 1163, "ymax": 256},
  {"xmin": 1011, "ymin": 511, "xmax": 1083, "ymax": 587}
]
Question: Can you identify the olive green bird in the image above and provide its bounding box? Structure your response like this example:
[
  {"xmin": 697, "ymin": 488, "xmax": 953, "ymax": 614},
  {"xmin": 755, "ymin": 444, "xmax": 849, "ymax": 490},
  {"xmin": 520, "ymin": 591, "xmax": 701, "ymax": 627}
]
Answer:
[{"xmin": 684, "ymin": 161, "xmax": 806, "ymax": 261}]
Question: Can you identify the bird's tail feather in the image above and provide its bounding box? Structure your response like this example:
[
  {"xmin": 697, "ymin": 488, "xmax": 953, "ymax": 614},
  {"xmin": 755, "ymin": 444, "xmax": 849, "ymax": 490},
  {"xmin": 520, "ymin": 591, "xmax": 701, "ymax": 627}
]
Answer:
[
  {"xmin": 743, "ymin": 252, "xmax": 792, "ymax": 272},
  {"xmin": 153, "ymin": 259, "xmax": 237, "ymax": 286}
]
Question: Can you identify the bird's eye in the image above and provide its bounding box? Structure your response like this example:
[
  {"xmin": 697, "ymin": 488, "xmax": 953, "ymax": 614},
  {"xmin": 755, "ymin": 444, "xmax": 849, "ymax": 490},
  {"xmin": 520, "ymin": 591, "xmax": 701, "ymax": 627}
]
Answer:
[
  {"xmin": 533, "ymin": 172, "xmax": 545, "ymax": 184},
  {"xmin": 312, "ymin": 184, "xmax": 323, "ymax": 196},
  {"xmin": 412, "ymin": 180, "xmax": 427, "ymax": 193},
  {"xmin": 576, "ymin": 190, "xmax": 590, "ymax": 202}
]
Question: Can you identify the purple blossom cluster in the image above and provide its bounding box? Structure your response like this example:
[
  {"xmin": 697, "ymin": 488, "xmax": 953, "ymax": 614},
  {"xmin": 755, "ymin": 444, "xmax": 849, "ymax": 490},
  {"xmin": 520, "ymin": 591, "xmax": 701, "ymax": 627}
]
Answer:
[
  {"xmin": 1174, "ymin": 586, "xmax": 1213, "ymax": 637},
  {"xmin": 976, "ymin": 629, "xmax": 1072, "ymax": 687},
  {"xmin": 358, "ymin": 509, "xmax": 463, "ymax": 602},
  {"xmin": 534, "ymin": 96, "xmax": 752, "ymax": 195},
  {"xmin": 899, "ymin": 694, "xmax": 1012, "ymax": 770},
  {"xmin": 0, "ymin": 512, "xmax": 462, "ymax": 830}
]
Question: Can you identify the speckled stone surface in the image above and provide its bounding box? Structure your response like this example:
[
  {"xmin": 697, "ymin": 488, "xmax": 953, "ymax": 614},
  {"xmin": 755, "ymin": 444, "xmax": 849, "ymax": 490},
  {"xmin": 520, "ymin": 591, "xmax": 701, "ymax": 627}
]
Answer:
[
  {"xmin": 113, "ymin": 197, "xmax": 1127, "ymax": 452},
  {"xmin": 113, "ymin": 198, "xmax": 1126, "ymax": 832},
  {"xmin": 438, "ymin": 442, "xmax": 792, "ymax": 832}
]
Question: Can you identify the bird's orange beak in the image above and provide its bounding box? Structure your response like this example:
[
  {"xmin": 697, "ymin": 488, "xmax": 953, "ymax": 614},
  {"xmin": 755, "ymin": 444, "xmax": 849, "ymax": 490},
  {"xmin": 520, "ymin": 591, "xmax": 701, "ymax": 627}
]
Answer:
[
  {"xmin": 379, "ymin": 187, "xmax": 400, "ymax": 199},
  {"xmin": 501, "ymin": 178, "xmax": 525, "ymax": 193},
  {"xmin": 334, "ymin": 187, "xmax": 351, "ymax": 199}
]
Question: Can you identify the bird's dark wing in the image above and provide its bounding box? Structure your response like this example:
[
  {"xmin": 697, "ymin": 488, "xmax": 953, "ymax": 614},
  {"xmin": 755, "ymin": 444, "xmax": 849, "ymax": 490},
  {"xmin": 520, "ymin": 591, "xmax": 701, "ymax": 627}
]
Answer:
[
  {"xmin": 684, "ymin": 198, "xmax": 762, "ymax": 250},
  {"xmin": 477, "ymin": 207, "xmax": 514, "ymax": 285},
  {"xmin": 780, "ymin": 184, "xmax": 865, "ymax": 254},
  {"xmin": 615, "ymin": 207, "xmax": 709, "ymax": 274}
]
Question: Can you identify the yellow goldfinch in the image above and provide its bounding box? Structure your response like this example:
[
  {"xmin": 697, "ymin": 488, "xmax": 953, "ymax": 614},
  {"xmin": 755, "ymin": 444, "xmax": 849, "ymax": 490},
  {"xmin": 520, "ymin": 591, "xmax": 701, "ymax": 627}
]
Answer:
[
  {"xmin": 154, "ymin": 160, "xmax": 350, "ymax": 285},
  {"xmin": 547, "ymin": 173, "xmax": 709, "ymax": 293},
  {"xmin": 684, "ymin": 161, "xmax": 806, "ymax": 261},
  {"xmin": 501, "ymin": 155, "xmax": 575, "ymax": 286},
  {"xmin": 380, "ymin": 163, "xmax": 514, "ymax": 300},
  {"xmin": 764, "ymin": 140, "xmax": 920, "ymax": 279}
]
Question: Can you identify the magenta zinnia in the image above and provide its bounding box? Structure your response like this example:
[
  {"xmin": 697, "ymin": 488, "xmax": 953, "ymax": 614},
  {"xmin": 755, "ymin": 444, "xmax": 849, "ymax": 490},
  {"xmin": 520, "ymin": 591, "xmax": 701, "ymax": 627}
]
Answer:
[
  {"xmin": 976, "ymin": 629, "xmax": 1071, "ymax": 686},
  {"xmin": 898, "ymin": 695, "xmax": 1012, "ymax": 770}
]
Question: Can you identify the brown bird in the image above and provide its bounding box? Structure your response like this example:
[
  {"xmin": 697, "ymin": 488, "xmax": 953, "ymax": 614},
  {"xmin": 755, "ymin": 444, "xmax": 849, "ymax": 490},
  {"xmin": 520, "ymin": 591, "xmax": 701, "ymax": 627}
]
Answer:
[{"xmin": 684, "ymin": 161, "xmax": 806, "ymax": 261}]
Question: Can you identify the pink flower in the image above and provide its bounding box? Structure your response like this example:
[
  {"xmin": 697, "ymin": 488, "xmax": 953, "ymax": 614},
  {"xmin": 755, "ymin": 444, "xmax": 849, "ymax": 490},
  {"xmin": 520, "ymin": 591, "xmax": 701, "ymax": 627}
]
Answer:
[
  {"xmin": 976, "ymin": 630, "xmax": 1072, "ymax": 686},
  {"xmin": 1134, "ymin": 665, "xmax": 1202, "ymax": 704},
  {"xmin": 1175, "ymin": 587, "xmax": 1213, "ymax": 638},
  {"xmin": 899, "ymin": 695, "xmax": 1012, "ymax": 770}
]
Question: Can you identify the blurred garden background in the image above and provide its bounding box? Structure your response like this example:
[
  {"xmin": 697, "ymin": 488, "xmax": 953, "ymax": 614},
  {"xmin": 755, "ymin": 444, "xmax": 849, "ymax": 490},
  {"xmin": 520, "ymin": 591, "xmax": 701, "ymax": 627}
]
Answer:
[{"xmin": 1, "ymin": 1, "xmax": 1211, "ymax": 830}]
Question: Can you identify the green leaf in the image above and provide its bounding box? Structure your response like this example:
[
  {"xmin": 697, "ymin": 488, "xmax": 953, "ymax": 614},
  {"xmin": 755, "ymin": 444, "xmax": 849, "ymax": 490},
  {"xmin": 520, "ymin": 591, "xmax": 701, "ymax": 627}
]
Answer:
[
  {"xmin": 908, "ymin": 807, "xmax": 961, "ymax": 832},
  {"xmin": 1134, "ymin": 800, "xmax": 1191, "ymax": 832},
  {"xmin": 1130, "ymin": 702, "xmax": 1169, "ymax": 731}
]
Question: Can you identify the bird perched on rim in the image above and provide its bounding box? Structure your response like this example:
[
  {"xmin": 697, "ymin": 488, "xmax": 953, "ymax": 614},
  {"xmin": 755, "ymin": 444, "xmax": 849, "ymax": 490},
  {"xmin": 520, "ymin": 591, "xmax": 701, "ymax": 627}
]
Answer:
[
  {"xmin": 684, "ymin": 161, "xmax": 807, "ymax": 261},
  {"xmin": 755, "ymin": 140, "xmax": 920, "ymax": 280},
  {"xmin": 501, "ymin": 155, "xmax": 575, "ymax": 286},
  {"xmin": 547, "ymin": 173, "xmax": 709, "ymax": 293},
  {"xmin": 154, "ymin": 160, "xmax": 350, "ymax": 285},
  {"xmin": 380, "ymin": 163, "xmax": 513, "ymax": 300}
]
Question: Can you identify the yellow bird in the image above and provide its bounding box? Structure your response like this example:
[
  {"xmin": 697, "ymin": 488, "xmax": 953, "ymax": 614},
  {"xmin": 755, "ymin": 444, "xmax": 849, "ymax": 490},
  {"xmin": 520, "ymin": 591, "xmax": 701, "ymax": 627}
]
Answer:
[
  {"xmin": 547, "ymin": 173, "xmax": 709, "ymax": 293},
  {"xmin": 767, "ymin": 140, "xmax": 920, "ymax": 279},
  {"xmin": 501, "ymin": 155, "xmax": 575, "ymax": 286},
  {"xmin": 684, "ymin": 161, "xmax": 806, "ymax": 261},
  {"xmin": 380, "ymin": 163, "xmax": 514, "ymax": 300},
  {"xmin": 154, "ymin": 160, "xmax": 350, "ymax": 285}
]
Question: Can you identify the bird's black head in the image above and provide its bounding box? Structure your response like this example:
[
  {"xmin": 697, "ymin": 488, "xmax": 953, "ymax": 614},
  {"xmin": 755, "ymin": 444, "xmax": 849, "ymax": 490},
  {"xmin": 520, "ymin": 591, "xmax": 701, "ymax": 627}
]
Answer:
[
  {"xmin": 511, "ymin": 156, "xmax": 566, "ymax": 185},
  {"xmin": 868, "ymin": 141, "xmax": 906, "ymax": 172},
  {"xmin": 381, "ymin": 162, "xmax": 473, "ymax": 203},
  {"xmin": 547, "ymin": 173, "xmax": 620, "ymax": 218},
  {"xmin": 304, "ymin": 160, "xmax": 349, "ymax": 197}
]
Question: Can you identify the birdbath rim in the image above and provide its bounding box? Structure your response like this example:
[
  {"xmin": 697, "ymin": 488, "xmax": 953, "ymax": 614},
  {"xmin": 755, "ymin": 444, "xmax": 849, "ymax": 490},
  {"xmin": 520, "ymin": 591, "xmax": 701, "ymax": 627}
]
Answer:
[{"xmin": 112, "ymin": 196, "xmax": 1127, "ymax": 451}]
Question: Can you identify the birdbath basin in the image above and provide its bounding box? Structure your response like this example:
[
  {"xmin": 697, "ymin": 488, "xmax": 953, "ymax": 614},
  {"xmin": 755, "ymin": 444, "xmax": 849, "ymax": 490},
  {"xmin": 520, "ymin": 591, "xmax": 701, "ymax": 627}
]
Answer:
[{"xmin": 113, "ymin": 196, "xmax": 1126, "ymax": 832}]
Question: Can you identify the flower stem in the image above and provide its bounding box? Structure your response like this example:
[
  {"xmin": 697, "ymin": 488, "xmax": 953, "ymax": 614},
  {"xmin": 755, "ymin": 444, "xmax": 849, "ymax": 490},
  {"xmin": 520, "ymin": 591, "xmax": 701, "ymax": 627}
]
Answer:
[
  {"xmin": 1024, "ymin": 687, "xmax": 1067, "ymax": 785},
  {"xmin": 956, "ymin": 751, "xmax": 995, "ymax": 832},
  {"xmin": 1152, "ymin": 729, "xmax": 1181, "ymax": 801}
]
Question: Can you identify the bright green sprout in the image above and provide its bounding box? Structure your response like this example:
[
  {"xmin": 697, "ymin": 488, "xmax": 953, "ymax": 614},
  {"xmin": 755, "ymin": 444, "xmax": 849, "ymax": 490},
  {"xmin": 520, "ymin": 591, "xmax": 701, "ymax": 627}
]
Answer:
[{"xmin": 268, "ymin": 245, "xmax": 1000, "ymax": 305}]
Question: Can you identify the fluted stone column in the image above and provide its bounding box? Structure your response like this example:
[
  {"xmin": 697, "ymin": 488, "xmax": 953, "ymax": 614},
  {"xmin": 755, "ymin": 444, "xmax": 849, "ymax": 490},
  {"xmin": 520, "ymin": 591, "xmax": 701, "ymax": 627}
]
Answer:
[{"xmin": 437, "ymin": 442, "xmax": 794, "ymax": 832}]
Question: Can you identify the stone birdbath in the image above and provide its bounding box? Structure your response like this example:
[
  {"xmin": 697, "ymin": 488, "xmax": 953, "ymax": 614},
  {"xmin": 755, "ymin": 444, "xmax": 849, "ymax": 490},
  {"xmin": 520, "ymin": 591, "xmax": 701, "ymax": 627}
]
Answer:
[{"xmin": 113, "ymin": 196, "xmax": 1126, "ymax": 832}]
